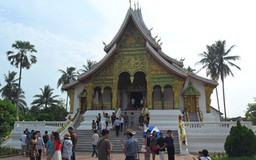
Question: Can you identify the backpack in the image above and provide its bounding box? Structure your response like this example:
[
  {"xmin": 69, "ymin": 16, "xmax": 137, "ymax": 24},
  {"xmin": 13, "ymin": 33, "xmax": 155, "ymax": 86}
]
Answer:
[{"xmin": 43, "ymin": 134, "xmax": 49, "ymax": 144}]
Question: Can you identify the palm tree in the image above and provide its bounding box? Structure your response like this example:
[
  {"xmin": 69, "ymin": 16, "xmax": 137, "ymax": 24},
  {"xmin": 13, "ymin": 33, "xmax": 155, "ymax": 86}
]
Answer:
[
  {"xmin": 0, "ymin": 71, "xmax": 27, "ymax": 114},
  {"xmin": 31, "ymin": 85, "xmax": 59, "ymax": 109},
  {"xmin": 57, "ymin": 67, "xmax": 78, "ymax": 110},
  {"xmin": 7, "ymin": 41, "xmax": 37, "ymax": 119},
  {"xmin": 78, "ymin": 60, "xmax": 96, "ymax": 74},
  {"xmin": 196, "ymin": 45, "xmax": 221, "ymax": 119},
  {"xmin": 213, "ymin": 40, "xmax": 241, "ymax": 119}
]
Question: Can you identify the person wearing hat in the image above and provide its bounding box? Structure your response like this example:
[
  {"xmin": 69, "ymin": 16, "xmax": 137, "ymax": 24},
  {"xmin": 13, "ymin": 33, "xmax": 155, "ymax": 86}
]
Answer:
[
  {"xmin": 122, "ymin": 129, "xmax": 138, "ymax": 160},
  {"xmin": 62, "ymin": 133, "xmax": 73, "ymax": 160},
  {"xmin": 198, "ymin": 149, "xmax": 211, "ymax": 160}
]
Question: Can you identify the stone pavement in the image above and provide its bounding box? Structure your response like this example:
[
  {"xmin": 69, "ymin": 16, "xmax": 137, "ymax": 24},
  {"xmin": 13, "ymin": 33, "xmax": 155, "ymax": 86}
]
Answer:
[{"xmin": 1, "ymin": 152, "xmax": 198, "ymax": 160}]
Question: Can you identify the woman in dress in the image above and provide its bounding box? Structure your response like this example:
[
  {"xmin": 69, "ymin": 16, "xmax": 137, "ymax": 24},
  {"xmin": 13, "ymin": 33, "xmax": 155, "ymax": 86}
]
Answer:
[
  {"xmin": 151, "ymin": 131, "xmax": 158, "ymax": 160},
  {"xmin": 51, "ymin": 132, "xmax": 62, "ymax": 160},
  {"xmin": 144, "ymin": 129, "xmax": 151, "ymax": 160},
  {"xmin": 62, "ymin": 133, "xmax": 73, "ymax": 160}
]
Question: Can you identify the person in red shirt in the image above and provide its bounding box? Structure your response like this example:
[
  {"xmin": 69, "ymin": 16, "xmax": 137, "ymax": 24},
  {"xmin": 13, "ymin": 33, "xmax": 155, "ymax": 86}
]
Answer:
[{"xmin": 51, "ymin": 132, "xmax": 62, "ymax": 160}]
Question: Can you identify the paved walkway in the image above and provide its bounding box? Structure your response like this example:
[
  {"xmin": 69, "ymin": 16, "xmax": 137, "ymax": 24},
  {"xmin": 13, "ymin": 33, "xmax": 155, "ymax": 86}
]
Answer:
[{"xmin": 1, "ymin": 152, "xmax": 197, "ymax": 160}]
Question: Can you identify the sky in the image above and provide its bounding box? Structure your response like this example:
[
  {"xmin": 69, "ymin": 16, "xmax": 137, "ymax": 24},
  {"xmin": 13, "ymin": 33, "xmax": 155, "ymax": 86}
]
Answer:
[{"xmin": 0, "ymin": 0, "xmax": 256, "ymax": 118}]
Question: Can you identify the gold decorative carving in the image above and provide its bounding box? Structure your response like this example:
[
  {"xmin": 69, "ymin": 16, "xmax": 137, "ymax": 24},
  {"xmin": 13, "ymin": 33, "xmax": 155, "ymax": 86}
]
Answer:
[
  {"xmin": 67, "ymin": 89, "xmax": 74, "ymax": 113},
  {"xmin": 173, "ymin": 79, "xmax": 184, "ymax": 109},
  {"xmin": 205, "ymin": 85, "xmax": 214, "ymax": 113},
  {"xmin": 85, "ymin": 83, "xmax": 93, "ymax": 110},
  {"xmin": 150, "ymin": 58, "xmax": 168, "ymax": 75}
]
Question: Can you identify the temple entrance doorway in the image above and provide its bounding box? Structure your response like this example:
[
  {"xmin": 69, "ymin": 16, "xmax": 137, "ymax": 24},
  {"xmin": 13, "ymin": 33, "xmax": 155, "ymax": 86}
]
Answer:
[
  {"xmin": 130, "ymin": 92, "xmax": 143, "ymax": 109},
  {"xmin": 118, "ymin": 71, "xmax": 147, "ymax": 110}
]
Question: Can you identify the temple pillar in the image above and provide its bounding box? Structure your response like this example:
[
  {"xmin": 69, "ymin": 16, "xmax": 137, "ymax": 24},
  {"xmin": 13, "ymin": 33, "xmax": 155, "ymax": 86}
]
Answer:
[
  {"xmin": 112, "ymin": 78, "xmax": 118, "ymax": 109},
  {"xmin": 146, "ymin": 75, "xmax": 152, "ymax": 109},
  {"xmin": 173, "ymin": 79, "xmax": 183, "ymax": 109},
  {"xmin": 86, "ymin": 83, "xmax": 93, "ymax": 110},
  {"xmin": 67, "ymin": 89, "xmax": 74, "ymax": 113},
  {"xmin": 205, "ymin": 85, "xmax": 214, "ymax": 113},
  {"xmin": 161, "ymin": 87, "xmax": 164, "ymax": 109}
]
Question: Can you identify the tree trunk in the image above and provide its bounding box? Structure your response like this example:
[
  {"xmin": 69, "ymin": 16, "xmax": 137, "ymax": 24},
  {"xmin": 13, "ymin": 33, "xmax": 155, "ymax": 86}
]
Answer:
[
  {"xmin": 66, "ymin": 93, "xmax": 69, "ymax": 112},
  {"xmin": 16, "ymin": 56, "xmax": 23, "ymax": 121},
  {"xmin": 222, "ymin": 79, "xmax": 227, "ymax": 119},
  {"xmin": 215, "ymin": 87, "xmax": 221, "ymax": 120}
]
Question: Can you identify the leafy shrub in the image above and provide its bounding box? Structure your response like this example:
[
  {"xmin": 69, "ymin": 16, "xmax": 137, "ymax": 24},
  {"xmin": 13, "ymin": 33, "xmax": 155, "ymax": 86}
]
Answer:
[
  {"xmin": 224, "ymin": 120, "xmax": 256, "ymax": 157},
  {"xmin": 0, "ymin": 147, "xmax": 19, "ymax": 156}
]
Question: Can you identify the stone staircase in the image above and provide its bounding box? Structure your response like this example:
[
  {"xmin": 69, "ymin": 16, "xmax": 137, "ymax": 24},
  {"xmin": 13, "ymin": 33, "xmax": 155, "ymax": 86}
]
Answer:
[
  {"xmin": 75, "ymin": 128, "xmax": 180, "ymax": 153},
  {"xmin": 189, "ymin": 112, "xmax": 199, "ymax": 122}
]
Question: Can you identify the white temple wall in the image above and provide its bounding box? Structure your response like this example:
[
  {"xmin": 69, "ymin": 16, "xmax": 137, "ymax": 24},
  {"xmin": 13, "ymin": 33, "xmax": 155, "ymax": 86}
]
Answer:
[{"xmin": 73, "ymin": 83, "xmax": 84, "ymax": 114}]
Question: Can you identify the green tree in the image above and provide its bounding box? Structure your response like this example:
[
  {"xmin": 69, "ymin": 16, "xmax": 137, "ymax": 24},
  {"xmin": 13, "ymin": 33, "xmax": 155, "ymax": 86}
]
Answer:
[
  {"xmin": 31, "ymin": 85, "xmax": 59, "ymax": 109},
  {"xmin": 245, "ymin": 98, "xmax": 256, "ymax": 125},
  {"xmin": 0, "ymin": 99, "xmax": 16, "ymax": 138},
  {"xmin": 213, "ymin": 40, "xmax": 241, "ymax": 119},
  {"xmin": 0, "ymin": 71, "xmax": 27, "ymax": 114},
  {"xmin": 78, "ymin": 60, "xmax": 96, "ymax": 74},
  {"xmin": 7, "ymin": 41, "xmax": 37, "ymax": 120},
  {"xmin": 196, "ymin": 45, "xmax": 221, "ymax": 119},
  {"xmin": 224, "ymin": 120, "xmax": 256, "ymax": 157},
  {"xmin": 57, "ymin": 67, "xmax": 77, "ymax": 110}
]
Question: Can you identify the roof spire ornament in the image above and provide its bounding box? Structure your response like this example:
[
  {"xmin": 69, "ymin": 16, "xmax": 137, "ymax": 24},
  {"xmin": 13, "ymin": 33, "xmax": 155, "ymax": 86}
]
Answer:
[
  {"xmin": 137, "ymin": 1, "xmax": 139, "ymax": 9},
  {"xmin": 134, "ymin": 1, "xmax": 136, "ymax": 10},
  {"xmin": 129, "ymin": 0, "xmax": 131, "ymax": 9}
]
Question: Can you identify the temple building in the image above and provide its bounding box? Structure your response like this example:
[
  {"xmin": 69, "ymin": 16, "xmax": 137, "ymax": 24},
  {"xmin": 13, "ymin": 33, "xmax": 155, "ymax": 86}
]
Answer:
[{"xmin": 63, "ymin": 6, "xmax": 219, "ymax": 122}]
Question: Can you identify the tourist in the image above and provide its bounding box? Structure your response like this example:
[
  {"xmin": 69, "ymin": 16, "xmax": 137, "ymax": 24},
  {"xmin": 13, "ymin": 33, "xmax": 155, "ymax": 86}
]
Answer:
[
  {"xmin": 92, "ymin": 120, "xmax": 97, "ymax": 130},
  {"xmin": 198, "ymin": 149, "xmax": 211, "ymax": 160},
  {"xmin": 131, "ymin": 98, "xmax": 135, "ymax": 109},
  {"xmin": 138, "ymin": 113, "xmax": 144, "ymax": 130},
  {"xmin": 111, "ymin": 112, "xmax": 116, "ymax": 128},
  {"xmin": 43, "ymin": 131, "xmax": 49, "ymax": 146},
  {"xmin": 165, "ymin": 130, "xmax": 175, "ymax": 160},
  {"xmin": 26, "ymin": 129, "xmax": 34, "ymax": 157},
  {"xmin": 124, "ymin": 112, "xmax": 129, "ymax": 129},
  {"xmin": 62, "ymin": 133, "xmax": 73, "ymax": 160},
  {"xmin": 144, "ymin": 130, "xmax": 151, "ymax": 160},
  {"xmin": 97, "ymin": 129, "xmax": 111, "ymax": 160},
  {"xmin": 130, "ymin": 112, "xmax": 135, "ymax": 129},
  {"xmin": 37, "ymin": 131, "xmax": 45, "ymax": 160},
  {"xmin": 91, "ymin": 130, "xmax": 99, "ymax": 157},
  {"xmin": 105, "ymin": 113, "xmax": 109, "ymax": 129},
  {"xmin": 151, "ymin": 131, "xmax": 158, "ymax": 160},
  {"xmin": 96, "ymin": 113, "xmax": 101, "ymax": 130},
  {"xmin": 20, "ymin": 130, "xmax": 27, "ymax": 157},
  {"xmin": 122, "ymin": 129, "xmax": 138, "ymax": 160},
  {"xmin": 29, "ymin": 131, "xmax": 39, "ymax": 160},
  {"xmin": 120, "ymin": 115, "xmax": 124, "ymax": 132},
  {"xmin": 157, "ymin": 132, "xmax": 166, "ymax": 160},
  {"xmin": 46, "ymin": 133, "xmax": 54, "ymax": 160},
  {"xmin": 145, "ymin": 114, "xmax": 150, "ymax": 127},
  {"xmin": 51, "ymin": 132, "xmax": 62, "ymax": 160},
  {"xmin": 114, "ymin": 117, "xmax": 121, "ymax": 137},
  {"xmin": 68, "ymin": 127, "xmax": 78, "ymax": 160}
]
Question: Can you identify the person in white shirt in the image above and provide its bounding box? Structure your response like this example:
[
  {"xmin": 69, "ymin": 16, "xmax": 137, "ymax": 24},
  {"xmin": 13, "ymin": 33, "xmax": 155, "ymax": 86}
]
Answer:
[
  {"xmin": 91, "ymin": 130, "xmax": 99, "ymax": 157},
  {"xmin": 37, "ymin": 131, "xmax": 45, "ymax": 160},
  {"xmin": 20, "ymin": 130, "xmax": 27, "ymax": 157},
  {"xmin": 198, "ymin": 149, "xmax": 212, "ymax": 160}
]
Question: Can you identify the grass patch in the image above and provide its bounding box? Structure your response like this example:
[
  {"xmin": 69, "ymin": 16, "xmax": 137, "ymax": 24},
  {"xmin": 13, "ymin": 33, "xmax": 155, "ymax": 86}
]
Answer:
[{"xmin": 0, "ymin": 147, "xmax": 19, "ymax": 156}]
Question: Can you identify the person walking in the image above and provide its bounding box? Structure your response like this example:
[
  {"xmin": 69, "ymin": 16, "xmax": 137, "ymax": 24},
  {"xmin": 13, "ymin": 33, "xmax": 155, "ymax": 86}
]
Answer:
[
  {"xmin": 37, "ymin": 131, "xmax": 45, "ymax": 160},
  {"xmin": 105, "ymin": 113, "xmax": 109, "ymax": 129},
  {"xmin": 120, "ymin": 115, "xmax": 124, "ymax": 132},
  {"xmin": 150, "ymin": 131, "xmax": 158, "ymax": 160},
  {"xmin": 46, "ymin": 133, "xmax": 54, "ymax": 160},
  {"xmin": 68, "ymin": 127, "xmax": 78, "ymax": 160},
  {"xmin": 51, "ymin": 132, "xmax": 62, "ymax": 160},
  {"xmin": 20, "ymin": 130, "xmax": 27, "ymax": 157},
  {"xmin": 165, "ymin": 130, "xmax": 175, "ymax": 160},
  {"xmin": 144, "ymin": 130, "xmax": 151, "ymax": 160},
  {"xmin": 130, "ymin": 112, "xmax": 135, "ymax": 129},
  {"xmin": 97, "ymin": 129, "xmax": 111, "ymax": 160},
  {"xmin": 122, "ymin": 129, "xmax": 138, "ymax": 160},
  {"xmin": 62, "ymin": 133, "xmax": 73, "ymax": 160},
  {"xmin": 29, "ymin": 131, "xmax": 39, "ymax": 160},
  {"xmin": 157, "ymin": 132, "xmax": 166, "ymax": 160},
  {"xmin": 138, "ymin": 113, "xmax": 144, "ymax": 130},
  {"xmin": 43, "ymin": 131, "xmax": 49, "ymax": 146},
  {"xmin": 124, "ymin": 112, "xmax": 129, "ymax": 129},
  {"xmin": 92, "ymin": 130, "xmax": 99, "ymax": 158},
  {"xmin": 111, "ymin": 112, "xmax": 116, "ymax": 128},
  {"xmin": 114, "ymin": 117, "xmax": 121, "ymax": 137}
]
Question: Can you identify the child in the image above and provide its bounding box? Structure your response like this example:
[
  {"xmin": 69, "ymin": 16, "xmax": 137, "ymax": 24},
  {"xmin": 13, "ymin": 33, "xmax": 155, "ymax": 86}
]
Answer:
[{"xmin": 92, "ymin": 120, "xmax": 97, "ymax": 130}]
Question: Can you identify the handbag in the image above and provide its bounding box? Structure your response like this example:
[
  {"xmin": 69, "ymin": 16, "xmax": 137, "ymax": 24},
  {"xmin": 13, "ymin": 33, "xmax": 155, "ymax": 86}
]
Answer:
[{"xmin": 152, "ymin": 144, "xmax": 158, "ymax": 152}]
